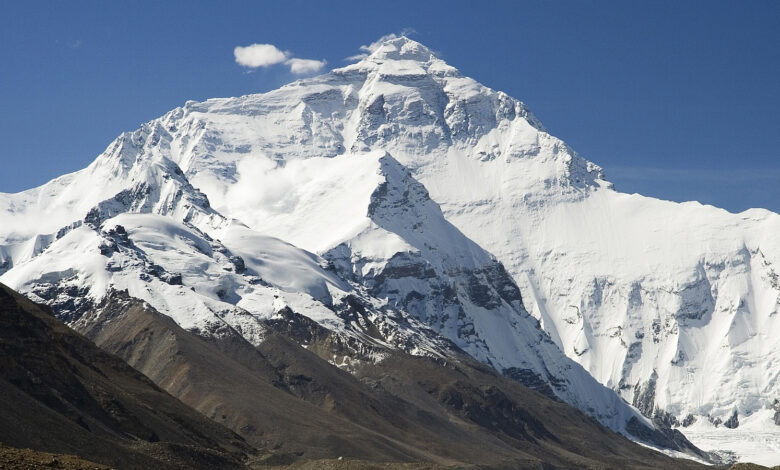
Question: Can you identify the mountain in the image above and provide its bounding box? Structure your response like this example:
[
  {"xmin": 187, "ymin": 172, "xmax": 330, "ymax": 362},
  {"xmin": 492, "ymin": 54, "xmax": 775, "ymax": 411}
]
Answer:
[
  {"xmin": 0, "ymin": 282, "xmax": 250, "ymax": 469},
  {"xmin": 0, "ymin": 150, "xmax": 671, "ymax": 448},
  {"xmin": 1, "ymin": 35, "xmax": 776, "ymax": 464}
]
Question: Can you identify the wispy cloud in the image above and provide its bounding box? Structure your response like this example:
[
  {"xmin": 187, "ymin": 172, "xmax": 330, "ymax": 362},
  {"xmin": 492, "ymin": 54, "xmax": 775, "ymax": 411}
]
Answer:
[
  {"xmin": 234, "ymin": 43, "xmax": 326, "ymax": 75},
  {"xmin": 67, "ymin": 39, "xmax": 82, "ymax": 49},
  {"xmin": 345, "ymin": 29, "xmax": 417, "ymax": 61},
  {"xmin": 286, "ymin": 57, "xmax": 326, "ymax": 74}
]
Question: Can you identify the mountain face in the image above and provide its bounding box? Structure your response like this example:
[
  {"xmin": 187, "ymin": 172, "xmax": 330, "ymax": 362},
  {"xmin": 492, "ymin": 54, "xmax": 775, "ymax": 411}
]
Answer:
[
  {"xmin": 3, "ymin": 281, "xmax": 705, "ymax": 470},
  {"xmin": 1, "ymin": 36, "xmax": 777, "ymax": 464}
]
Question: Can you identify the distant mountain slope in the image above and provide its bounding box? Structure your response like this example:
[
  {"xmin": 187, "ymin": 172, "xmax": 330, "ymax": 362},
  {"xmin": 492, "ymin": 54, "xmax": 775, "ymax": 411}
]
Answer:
[{"xmin": 0, "ymin": 283, "xmax": 250, "ymax": 469}]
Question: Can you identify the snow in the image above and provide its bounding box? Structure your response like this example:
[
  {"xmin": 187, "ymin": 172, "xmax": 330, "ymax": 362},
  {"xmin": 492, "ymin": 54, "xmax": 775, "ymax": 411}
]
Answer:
[
  {"xmin": 682, "ymin": 409, "xmax": 780, "ymax": 466},
  {"xmin": 217, "ymin": 222, "xmax": 348, "ymax": 301},
  {"xmin": 509, "ymin": 190, "xmax": 780, "ymax": 427}
]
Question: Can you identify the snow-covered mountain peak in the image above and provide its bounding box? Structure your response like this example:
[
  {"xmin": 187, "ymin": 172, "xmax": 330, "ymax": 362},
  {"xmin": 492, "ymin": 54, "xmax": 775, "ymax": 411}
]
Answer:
[
  {"xmin": 362, "ymin": 35, "xmax": 438, "ymax": 64},
  {"xmin": 140, "ymin": 38, "xmax": 601, "ymax": 234},
  {"xmin": 335, "ymin": 36, "xmax": 461, "ymax": 82},
  {"xmin": 4, "ymin": 36, "xmax": 779, "ymax": 463}
]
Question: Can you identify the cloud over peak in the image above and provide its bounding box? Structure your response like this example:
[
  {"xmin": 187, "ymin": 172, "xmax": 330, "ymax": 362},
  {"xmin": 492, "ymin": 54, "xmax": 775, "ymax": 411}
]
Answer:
[
  {"xmin": 346, "ymin": 30, "xmax": 417, "ymax": 61},
  {"xmin": 234, "ymin": 43, "xmax": 325, "ymax": 75}
]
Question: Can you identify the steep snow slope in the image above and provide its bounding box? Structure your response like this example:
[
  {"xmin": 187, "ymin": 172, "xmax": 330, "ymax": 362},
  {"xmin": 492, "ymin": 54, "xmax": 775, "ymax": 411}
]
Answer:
[
  {"xmin": 1, "ymin": 210, "xmax": 459, "ymax": 363},
  {"xmin": 1, "ymin": 35, "xmax": 776, "ymax": 462}
]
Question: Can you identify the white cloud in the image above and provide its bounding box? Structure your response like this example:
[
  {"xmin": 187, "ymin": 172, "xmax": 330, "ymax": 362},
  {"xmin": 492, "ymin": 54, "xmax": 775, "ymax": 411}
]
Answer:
[
  {"xmin": 233, "ymin": 43, "xmax": 326, "ymax": 75},
  {"xmin": 225, "ymin": 155, "xmax": 299, "ymax": 220},
  {"xmin": 361, "ymin": 33, "xmax": 401, "ymax": 54},
  {"xmin": 344, "ymin": 53, "xmax": 368, "ymax": 61},
  {"xmin": 286, "ymin": 58, "xmax": 326, "ymax": 74},
  {"xmin": 234, "ymin": 43, "xmax": 289, "ymax": 68}
]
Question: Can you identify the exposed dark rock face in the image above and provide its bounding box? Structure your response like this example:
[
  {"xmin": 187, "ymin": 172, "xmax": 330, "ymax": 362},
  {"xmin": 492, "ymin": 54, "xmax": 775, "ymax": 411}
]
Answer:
[
  {"xmin": 324, "ymin": 159, "xmax": 541, "ymax": 373},
  {"xmin": 773, "ymin": 399, "xmax": 780, "ymax": 425},
  {"xmin": 674, "ymin": 275, "xmax": 716, "ymax": 322},
  {"xmin": 626, "ymin": 417, "xmax": 712, "ymax": 461},
  {"xmin": 84, "ymin": 184, "xmax": 153, "ymax": 229},
  {"xmin": 723, "ymin": 410, "xmax": 739, "ymax": 429},
  {"xmin": 27, "ymin": 279, "xmax": 93, "ymax": 324},
  {"xmin": 373, "ymin": 252, "xmax": 438, "ymax": 283},
  {"xmin": 632, "ymin": 371, "xmax": 658, "ymax": 417},
  {"xmin": 710, "ymin": 416, "xmax": 723, "ymax": 427},
  {"xmin": 502, "ymin": 367, "xmax": 558, "ymax": 401},
  {"xmin": 682, "ymin": 414, "xmax": 697, "ymax": 427},
  {"xmin": 654, "ymin": 410, "xmax": 680, "ymax": 429},
  {"xmin": 228, "ymin": 255, "xmax": 246, "ymax": 274}
]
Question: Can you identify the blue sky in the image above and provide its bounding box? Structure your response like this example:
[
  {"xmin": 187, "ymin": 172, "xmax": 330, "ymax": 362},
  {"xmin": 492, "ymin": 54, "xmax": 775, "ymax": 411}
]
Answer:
[{"xmin": 1, "ymin": 0, "xmax": 778, "ymax": 213}]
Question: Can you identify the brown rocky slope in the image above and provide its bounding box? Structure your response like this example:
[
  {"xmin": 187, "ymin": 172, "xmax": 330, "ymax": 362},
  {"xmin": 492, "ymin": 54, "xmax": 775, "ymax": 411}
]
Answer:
[
  {"xmin": 0, "ymin": 283, "xmax": 250, "ymax": 469},
  {"xmin": 77, "ymin": 289, "xmax": 710, "ymax": 469}
]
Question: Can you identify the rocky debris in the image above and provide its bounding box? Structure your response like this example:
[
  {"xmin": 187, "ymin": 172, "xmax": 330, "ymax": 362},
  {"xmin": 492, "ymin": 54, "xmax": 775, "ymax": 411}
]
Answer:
[
  {"xmin": 138, "ymin": 263, "xmax": 182, "ymax": 286},
  {"xmin": 98, "ymin": 225, "xmax": 133, "ymax": 257},
  {"xmin": 682, "ymin": 414, "xmax": 696, "ymax": 427}
]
